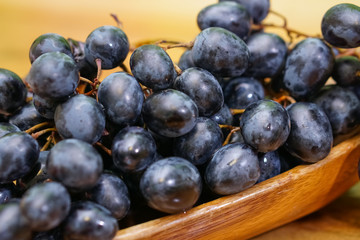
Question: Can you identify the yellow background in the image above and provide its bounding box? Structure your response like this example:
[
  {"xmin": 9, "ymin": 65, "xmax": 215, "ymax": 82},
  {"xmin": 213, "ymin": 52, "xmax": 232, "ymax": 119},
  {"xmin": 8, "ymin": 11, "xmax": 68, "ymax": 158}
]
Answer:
[{"xmin": 0, "ymin": 0, "xmax": 359, "ymax": 79}]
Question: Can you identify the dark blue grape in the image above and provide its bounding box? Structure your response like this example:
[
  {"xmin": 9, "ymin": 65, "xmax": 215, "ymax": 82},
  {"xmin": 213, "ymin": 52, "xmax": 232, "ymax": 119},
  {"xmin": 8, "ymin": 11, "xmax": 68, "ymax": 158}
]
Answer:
[
  {"xmin": 192, "ymin": 27, "xmax": 250, "ymax": 78},
  {"xmin": 313, "ymin": 85, "xmax": 360, "ymax": 140},
  {"xmin": 257, "ymin": 150, "xmax": 281, "ymax": 183},
  {"xmin": 29, "ymin": 33, "xmax": 73, "ymax": 63},
  {"xmin": 33, "ymin": 94, "xmax": 67, "ymax": 119},
  {"xmin": 111, "ymin": 126, "xmax": 156, "ymax": 173},
  {"xmin": 178, "ymin": 49, "xmax": 195, "ymax": 71},
  {"xmin": 245, "ymin": 32, "xmax": 287, "ymax": 78},
  {"xmin": 332, "ymin": 56, "xmax": 360, "ymax": 86},
  {"xmin": 86, "ymin": 173, "xmax": 130, "ymax": 220},
  {"xmin": 46, "ymin": 139, "xmax": 103, "ymax": 191},
  {"xmin": 0, "ymin": 183, "xmax": 17, "ymax": 204},
  {"xmin": 85, "ymin": 25, "xmax": 129, "ymax": 69},
  {"xmin": 54, "ymin": 94, "xmax": 106, "ymax": 144},
  {"xmin": 20, "ymin": 182, "xmax": 71, "ymax": 231},
  {"xmin": 284, "ymin": 102, "xmax": 333, "ymax": 163},
  {"xmin": 0, "ymin": 201, "xmax": 32, "ymax": 240},
  {"xmin": 0, "ymin": 122, "xmax": 20, "ymax": 138},
  {"xmin": 98, "ymin": 72, "xmax": 143, "ymax": 126},
  {"xmin": 281, "ymin": 38, "xmax": 334, "ymax": 100},
  {"xmin": 32, "ymin": 227, "xmax": 63, "ymax": 240},
  {"xmin": 173, "ymin": 117, "xmax": 223, "ymax": 166},
  {"xmin": 142, "ymin": 89, "xmax": 198, "ymax": 138},
  {"xmin": 9, "ymin": 102, "xmax": 47, "ymax": 131},
  {"xmin": 140, "ymin": 157, "xmax": 202, "ymax": 214},
  {"xmin": 240, "ymin": 100, "xmax": 290, "ymax": 153},
  {"xmin": 205, "ymin": 142, "xmax": 260, "ymax": 195},
  {"xmin": 173, "ymin": 67, "xmax": 224, "ymax": 117},
  {"xmin": 63, "ymin": 201, "xmax": 118, "ymax": 240},
  {"xmin": 210, "ymin": 104, "xmax": 234, "ymax": 126},
  {"xmin": 130, "ymin": 44, "xmax": 177, "ymax": 91},
  {"xmin": 223, "ymin": 77, "xmax": 265, "ymax": 109},
  {"xmin": 197, "ymin": 1, "xmax": 252, "ymax": 39},
  {"xmin": 26, "ymin": 52, "xmax": 79, "ymax": 99},
  {"xmin": 68, "ymin": 38, "xmax": 98, "ymax": 80},
  {"xmin": 321, "ymin": 3, "xmax": 360, "ymax": 48},
  {"xmin": 220, "ymin": 0, "xmax": 270, "ymax": 24},
  {"xmin": 0, "ymin": 132, "xmax": 39, "ymax": 183},
  {"xmin": 17, "ymin": 151, "xmax": 50, "ymax": 189},
  {"xmin": 0, "ymin": 68, "xmax": 27, "ymax": 114}
]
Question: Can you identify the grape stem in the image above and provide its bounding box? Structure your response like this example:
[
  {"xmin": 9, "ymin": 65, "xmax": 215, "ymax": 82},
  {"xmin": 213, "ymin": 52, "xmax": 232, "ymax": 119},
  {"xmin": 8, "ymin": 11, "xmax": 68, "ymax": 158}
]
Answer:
[
  {"xmin": 273, "ymin": 95, "xmax": 296, "ymax": 107},
  {"xmin": 335, "ymin": 47, "xmax": 360, "ymax": 59},
  {"xmin": 253, "ymin": 9, "xmax": 320, "ymax": 43},
  {"xmin": 230, "ymin": 108, "xmax": 245, "ymax": 115},
  {"xmin": 223, "ymin": 127, "xmax": 241, "ymax": 146},
  {"xmin": 40, "ymin": 135, "xmax": 53, "ymax": 151},
  {"xmin": 110, "ymin": 13, "xmax": 124, "ymax": 29},
  {"xmin": 173, "ymin": 63, "xmax": 183, "ymax": 75},
  {"xmin": 25, "ymin": 122, "xmax": 53, "ymax": 134},
  {"xmin": 31, "ymin": 128, "xmax": 57, "ymax": 140},
  {"xmin": 95, "ymin": 142, "xmax": 112, "ymax": 156}
]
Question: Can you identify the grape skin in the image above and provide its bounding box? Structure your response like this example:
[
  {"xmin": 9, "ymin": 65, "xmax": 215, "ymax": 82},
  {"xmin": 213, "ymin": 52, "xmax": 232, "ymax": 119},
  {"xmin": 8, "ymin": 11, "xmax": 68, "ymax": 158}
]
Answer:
[
  {"xmin": 142, "ymin": 89, "xmax": 199, "ymax": 138},
  {"xmin": 321, "ymin": 3, "xmax": 360, "ymax": 48},
  {"xmin": 284, "ymin": 102, "xmax": 333, "ymax": 163},
  {"xmin": 197, "ymin": 1, "xmax": 252, "ymax": 40},
  {"xmin": 192, "ymin": 27, "xmax": 250, "ymax": 78}
]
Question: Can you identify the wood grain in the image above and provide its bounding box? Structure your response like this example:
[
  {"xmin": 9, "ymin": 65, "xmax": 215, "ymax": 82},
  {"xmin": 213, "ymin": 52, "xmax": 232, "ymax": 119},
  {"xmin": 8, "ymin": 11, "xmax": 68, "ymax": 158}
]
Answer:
[{"xmin": 114, "ymin": 134, "xmax": 360, "ymax": 240}]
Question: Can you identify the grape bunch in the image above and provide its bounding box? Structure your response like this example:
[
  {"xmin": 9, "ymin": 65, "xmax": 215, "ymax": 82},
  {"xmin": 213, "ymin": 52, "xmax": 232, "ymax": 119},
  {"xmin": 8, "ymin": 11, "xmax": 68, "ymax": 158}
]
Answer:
[{"xmin": 0, "ymin": 1, "xmax": 360, "ymax": 239}]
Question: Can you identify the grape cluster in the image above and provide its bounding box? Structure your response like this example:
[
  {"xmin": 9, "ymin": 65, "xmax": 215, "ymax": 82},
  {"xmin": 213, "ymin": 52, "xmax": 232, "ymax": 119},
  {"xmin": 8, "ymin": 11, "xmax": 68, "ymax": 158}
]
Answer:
[{"xmin": 0, "ymin": 1, "xmax": 360, "ymax": 239}]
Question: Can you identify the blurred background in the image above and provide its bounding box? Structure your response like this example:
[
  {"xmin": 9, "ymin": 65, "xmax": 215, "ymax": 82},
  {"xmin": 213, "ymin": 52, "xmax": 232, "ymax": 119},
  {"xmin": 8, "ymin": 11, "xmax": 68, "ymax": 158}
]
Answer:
[{"xmin": 0, "ymin": 0, "xmax": 359, "ymax": 79}]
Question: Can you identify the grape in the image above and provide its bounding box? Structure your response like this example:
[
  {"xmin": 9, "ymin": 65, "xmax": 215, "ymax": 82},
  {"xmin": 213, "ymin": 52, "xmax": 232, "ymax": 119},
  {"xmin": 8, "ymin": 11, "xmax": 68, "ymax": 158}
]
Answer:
[
  {"xmin": 46, "ymin": 139, "xmax": 103, "ymax": 191},
  {"xmin": 33, "ymin": 94, "xmax": 67, "ymax": 119},
  {"xmin": 0, "ymin": 183, "xmax": 17, "ymax": 204},
  {"xmin": 284, "ymin": 102, "xmax": 333, "ymax": 163},
  {"xmin": 0, "ymin": 132, "xmax": 39, "ymax": 183},
  {"xmin": 321, "ymin": 3, "xmax": 360, "ymax": 48},
  {"xmin": 191, "ymin": 27, "xmax": 250, "ymax": 78},
  {"xmin": 142, "ymin": 89, "xmax": 198, "ymax": 138},
  {"xmin": 173, "ymin": 117, "xmax": 223, "ymax": 166},
  {"xmin": 197, "ymin": 1, "xmax": 252, "ymax": 40},
  {"xmin": 26, "ymin": 52, "xmax": 79, "ymax": 99},
  {"xmin": 85, "ymin": 25, "xmax": 129, "ymax": 69},
  {"xmin": 173, "ymin": 67, "xmax": 224, "ymax": 117},
  {"xmin": 223, "ymin": 77, "xmax": 265, "ymax": 109},
  {"xmin": 219, "ymin": 0, "xmax": 270, "ymax": 24},
  {"xmin": 257, "ymin": 151, "xmax": 281, "ymax": 183},
  {"xmin": 111, "ymin": 126, "xmax": 156, "ymax": 173},
  {"xmin": 20, "ymin": 182, "xmax": 71, "ymax": 231},
  {"xmin": 97, "ymin": 72, "xmax": 143, "ymax": 126},
  {"xmin": 245, "ymin": 32, "xmax": 287, "ymax": 78},
  {"xmin": 281, "ymin": 38, "xmax": 335, "ymax": 100},
  {"xmin": 29, "ymin": 33, "xmax": 73, "ymax": 63},
  {"xmin": 240, "ymin": 100, "xmax": 291, "ymax": 153},
  {"xmin": 313, "ymin": 85, "xmax": 360, "ymax": 139},
  {"xmin": 9, "ymin": 102, "xmax": 47, "ymax": 131},
  {"xmin": 140, "ymin": 157, "xmax": 202, "ymax": 214},
  {"xmin": 63, "ymin": 201, "xmax": 118, "ymax": 240},
  {"xmin": 0, "ymin": 68, "xmax": 27, "ymax": 114},
  {"xmin": 130, "ymin": 44, "xmax": 177, "ymax": 91},
  {"xmin": 0, "ymin": 201, "xmax": 32, "ymax": 240},
  {"xmin": 86, "ymin": 173, "xmax": 131, "ymax": 220},
  {"xmin": 0, "ymin": 122, "xmax": 20, "ymax": 138},
  {"xmin": 205, "ymin": 142, "xmax": 260, "ymax": 195},
  {"xmin": 210, "ymin": 104, "xmax": 234, "ymax": 126},
  {"xmin": 178, "ymin": 49, "xmax": 195, "ymax": 71},
  {"xmin": 54, "ymin": 94, "xmax": 106, "ymax": 144},
  {"xmin": 332, "ymin": 56, "xmax": 360, "ymax": 86}
]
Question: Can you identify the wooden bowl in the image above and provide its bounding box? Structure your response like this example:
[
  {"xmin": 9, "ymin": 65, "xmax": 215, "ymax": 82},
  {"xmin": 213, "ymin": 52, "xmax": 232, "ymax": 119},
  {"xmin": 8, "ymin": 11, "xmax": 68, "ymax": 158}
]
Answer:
[{"xmin": 114, "ymin": 134, "xmax": 360, "ymax": 239}]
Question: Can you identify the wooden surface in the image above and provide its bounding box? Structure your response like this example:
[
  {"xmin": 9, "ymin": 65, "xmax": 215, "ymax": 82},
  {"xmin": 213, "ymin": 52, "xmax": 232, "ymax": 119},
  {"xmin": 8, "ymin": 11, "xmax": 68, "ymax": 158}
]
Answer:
[{"xmin": 114, "ymin": 134, "xmax": 360, "ymax": 240}]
